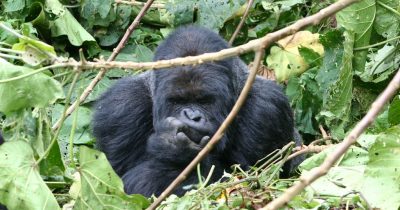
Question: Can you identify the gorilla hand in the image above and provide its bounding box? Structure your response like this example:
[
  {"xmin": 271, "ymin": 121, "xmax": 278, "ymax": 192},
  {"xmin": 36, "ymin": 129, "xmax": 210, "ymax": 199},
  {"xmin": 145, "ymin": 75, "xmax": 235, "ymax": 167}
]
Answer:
[
  {"xmin": 163, "ymin": 117, "xmax": 209, "ymax": 149},
  {"xmin": 148, "ymin": 117, "xmax": 210, "ymax": 164}
]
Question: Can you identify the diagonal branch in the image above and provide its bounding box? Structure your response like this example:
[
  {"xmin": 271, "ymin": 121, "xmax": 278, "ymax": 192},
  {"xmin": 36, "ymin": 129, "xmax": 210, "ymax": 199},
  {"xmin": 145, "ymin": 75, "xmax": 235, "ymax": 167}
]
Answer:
[
  {"xmin": 263, "ymin": 68, "xmax": 400, "ymax": 209},
  {"xmin": 229, "ymin": 0, "xmax": 255, "ymax": 45},
  {"xmin": 147, "ymin": 0, "xmax": 361, "ymax": 209},
  {"xmin": 147, "ymin": 49, "xmax": 266, "ymax": 210},
  {"xmin": 51, "ymin": 0, "xmax": 155, "ymax": 130}
]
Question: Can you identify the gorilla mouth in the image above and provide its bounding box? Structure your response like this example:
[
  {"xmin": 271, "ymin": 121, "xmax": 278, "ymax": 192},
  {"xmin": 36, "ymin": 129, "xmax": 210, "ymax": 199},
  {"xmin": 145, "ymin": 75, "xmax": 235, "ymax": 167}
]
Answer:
[{"xmin": 178, "ymin": 126, "xmax": 209, "ymax": 144}]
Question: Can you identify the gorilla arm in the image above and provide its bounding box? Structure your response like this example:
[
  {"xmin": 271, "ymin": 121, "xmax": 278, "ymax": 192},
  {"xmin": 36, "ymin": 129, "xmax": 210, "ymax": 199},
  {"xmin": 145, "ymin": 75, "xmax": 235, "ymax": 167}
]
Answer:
[
  {"xmin": 225, "ymin": 77, "xmax": 297, "ymax": 170},
  {"xmin": 93, "ymin": 75, "xmax": 154, "ymax": 176}
]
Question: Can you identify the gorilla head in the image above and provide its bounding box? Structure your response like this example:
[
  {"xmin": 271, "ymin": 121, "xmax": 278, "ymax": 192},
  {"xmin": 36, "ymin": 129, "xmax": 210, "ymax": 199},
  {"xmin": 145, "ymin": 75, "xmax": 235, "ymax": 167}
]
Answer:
[
  {"xmin": 150, "ymin": 26, "xmax": 239, "ymax": 147},
  {"xmin": 93, "ymin": 25, "xmax": 300, "ymax": 197},
  {"xmin": 152, "ymin": 63, "xmax": 235, "ymax": 144}
]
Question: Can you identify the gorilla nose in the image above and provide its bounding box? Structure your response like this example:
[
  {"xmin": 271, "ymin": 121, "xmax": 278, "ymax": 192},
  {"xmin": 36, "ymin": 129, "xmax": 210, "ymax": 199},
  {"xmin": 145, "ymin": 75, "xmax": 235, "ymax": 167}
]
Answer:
[{"xmin": 182, "ymin": 108, "xmax": 204, "ymax": 122}]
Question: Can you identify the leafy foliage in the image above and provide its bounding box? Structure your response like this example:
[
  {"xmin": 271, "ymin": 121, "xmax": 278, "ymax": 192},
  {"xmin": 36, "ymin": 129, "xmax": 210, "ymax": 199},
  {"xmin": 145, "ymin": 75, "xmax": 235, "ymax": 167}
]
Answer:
[
  {"xmin": 71, "ymin": 147, "xmax": 150, "ymax": 209},
  {"xmin": 0, "ymin": 61, "xmax": 64, "ymax": 114},
  {"xmin": 360, "ymin": 126, "xmax": 400, "ymax": 210},
  {"xmin": 0, "ymin": 141, "xmax": 60, "ymax": 210}
]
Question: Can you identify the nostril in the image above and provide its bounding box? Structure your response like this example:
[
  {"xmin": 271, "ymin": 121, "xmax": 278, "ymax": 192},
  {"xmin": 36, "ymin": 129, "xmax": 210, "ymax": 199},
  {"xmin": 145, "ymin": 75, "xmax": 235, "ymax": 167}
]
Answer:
[
  {"xmin": 181, "ymin": 108, "xmax": 204, "ymax": 122},
  {"xmin": 192, "ymin": 116, "xmax": 202, "ymax": 122}
]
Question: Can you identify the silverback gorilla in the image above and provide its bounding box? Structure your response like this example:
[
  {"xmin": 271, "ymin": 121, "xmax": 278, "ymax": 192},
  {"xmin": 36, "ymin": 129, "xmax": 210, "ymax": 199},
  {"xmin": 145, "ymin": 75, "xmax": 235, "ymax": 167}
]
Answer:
[{"xmin": 93, "ymin": 26, "xmax": 301, "ymax": 197}]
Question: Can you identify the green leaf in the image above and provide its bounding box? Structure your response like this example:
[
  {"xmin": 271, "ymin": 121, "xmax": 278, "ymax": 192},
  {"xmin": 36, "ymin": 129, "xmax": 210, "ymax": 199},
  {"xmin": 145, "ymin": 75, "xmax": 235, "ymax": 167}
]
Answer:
[
  {"xmin": 299, "ymin": 146, "xmax": 369, "ymax": 171},
  {"xmin": 388, "ymin": 95, "xmax": 400, "ymax": 125},
  {"xmin": 360, "ymin": 44, "xmax": 400, "ymax": 83},
  {"xmin": 298, "ymin": 46, "xmax": 323, "ymax": 68},
  {"xmin": 197, "ymin": 0, "xmax": 246, "ymax": 30},
  {"xmin": 46, "ymin": 0, "xmax": 99, "ymax": 50},
  {"xmin": 374, "ymin": 0, "xmax": 400, "ymax": 38},
  {"xmin": 3, "ymin": 0, "xmax": 25, "ymax": 12},
  {"xmin": 51, "ymin": 10, "xmax": 96, "ymax": 46},
  {"xmin": 286, "ymin": 68, "xmax": 322, "ymax": 135},
  {"xmin": 81, "ymin": 0, "xmax": 112, "ymax": 20},
  {"xmin": 35, "ymin": 110, "xmax": 65, "ymax": 177},
  {"xmin": 163, "ymin": 0, "xmax": 195, "ymax": 26},
  {"xmin": 336, "ymin": 0, "xmax": 376, "ymax": 74},
  {"xmin": 10, "ymin": 29, "xmax": 56, "ymax": 56},
  {"xmin": 163, "ymin": 0, "xmax": 246, "ymax": 30},
  {"xmin": 359, "ymin": 126, "xmax": 400, "ymax": 210},
  {"xmin": 52, "ymin": 104, "xmax": 93, "ymax": 145},
  {"xmin": 357, "ymin": 133, "xmax": 378, "ymax": 149},
  {"xmin": 317, "ymin": 31, "xmax": 354, "ymax": 139},
  {"xmin": 0, "ymin": 61, "xmax": 64, "ymax": 114},
  {"xmin": 72, "ymin": 147, "xmax": 150, "ymax": 209},
  {"xmin": 300, "ymin": 145, "xmax": 368, "ymax": 197},
  {"xmin": 315, "ymin": 30, "xmax": 344, "ymax": 93},
  {"xmin": 0, "ymin": 141, "xmax": 60, "ymax": 210},
  {"xmin": 69, "ymin": 73, "xmax": 114, "ymax": 104}
]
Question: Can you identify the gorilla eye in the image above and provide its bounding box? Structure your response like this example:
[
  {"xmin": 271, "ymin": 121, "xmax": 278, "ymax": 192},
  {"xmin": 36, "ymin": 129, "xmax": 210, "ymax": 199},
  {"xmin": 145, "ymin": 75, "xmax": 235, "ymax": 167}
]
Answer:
[
  {"xmin": 197, "ymin": 96, "xmax": 214, "ymax": 104},
  {"xmin": 167, "ymin": 97, "xmax": 186, "ymax": 104}
]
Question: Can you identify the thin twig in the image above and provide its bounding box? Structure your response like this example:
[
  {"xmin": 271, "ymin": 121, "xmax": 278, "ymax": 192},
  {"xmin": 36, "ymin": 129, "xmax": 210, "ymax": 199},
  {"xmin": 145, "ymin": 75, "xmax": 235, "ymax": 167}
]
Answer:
[
  {"xmin": 115, "ymin": 0, "xmax": 165, "ymax": 8},
  {"xmin": 354, "ymin": 34, "xmax": 400, "ymax": 51},
  {"xmin": 319, "ymin": 125, "xmax": 329, "ymax": 139},
  {"xmin": 0, "ymin": 63, "xmax": 70, "ymax": 83},
  {"xmin": 36, "ymin": 70, "xmax": 81, "ymax": 164},
  {"xmin": 263, "ymin": 68, "xmax": 400, "ymax": 209},
  {"xmin": 51, "ymin": 0, "xmax": 155, "ymax": 131},
  {"xmin": 229, "ymin": 0, "xmax": 255, "ymax": 45},
  {"xmin": 286, "ymin": 144, "xmax": 332, "ymax": 161},
  {"xmin": 147, "ymin": 49, "xmax": 266, "ymax": 210},
  {"xmin": 0, "ymin": 52, "xmax": 22, "ymax": 60}
]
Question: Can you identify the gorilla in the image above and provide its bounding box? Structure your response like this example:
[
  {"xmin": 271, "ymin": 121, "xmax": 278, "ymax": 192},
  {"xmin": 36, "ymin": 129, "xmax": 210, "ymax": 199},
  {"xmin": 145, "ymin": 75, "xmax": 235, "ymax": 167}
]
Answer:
[{"xmin": 93, "ymin": 26, "xmax": 301, "ymax": 197}]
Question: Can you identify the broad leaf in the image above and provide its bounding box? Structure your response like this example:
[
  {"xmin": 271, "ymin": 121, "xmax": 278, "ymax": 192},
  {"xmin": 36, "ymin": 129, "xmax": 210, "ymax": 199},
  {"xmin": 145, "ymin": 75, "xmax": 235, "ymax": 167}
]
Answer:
[
  {"xmin": 46, "ymin": 0, "xmax": 100, "ymax": 56},
  {"xmin": 360, "ymin": 44, "xmax": 400, "ymax": 83},
  {"xmin": 388, "ymin": 95, "xmax": 400, "ymax": 125},
  {"xmin": 317, "ymin": 31, "xmax": 354, "ymax": 139},
  {"xmin": 72, "ymin": 147, "xmax": 150, "ymax": 209},
  {"xmin": 359, "ymin": 126, "xmax": 400, "ymax": 210},
  {"xmin": 336, "ymin": 0, "xmax": 376, "ymax": 74},
  {"xmin": 0, "ymin": 60, "xmax": 64, "ymax": 114},
  {"xmin": 0, "ymin": 141, "xmax": 60, "ymax": 210},
  {"xmin": 374, "ymin": 0, "xmax": 400, "ymax": 38},
  {"xmin": 267, "ymin": 31, "xmax": 324, "ymax": 81}
]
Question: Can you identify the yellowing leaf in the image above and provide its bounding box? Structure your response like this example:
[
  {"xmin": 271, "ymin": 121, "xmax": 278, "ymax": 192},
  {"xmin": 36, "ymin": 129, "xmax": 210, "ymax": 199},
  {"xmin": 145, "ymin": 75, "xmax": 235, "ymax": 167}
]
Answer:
[
  {"xmin": 267, "ymin": 31, "xmax": 324, "ymax": 82},
  {"xmin": 277, "ymin": 31, "xmax": 324, "ymax": 55}
]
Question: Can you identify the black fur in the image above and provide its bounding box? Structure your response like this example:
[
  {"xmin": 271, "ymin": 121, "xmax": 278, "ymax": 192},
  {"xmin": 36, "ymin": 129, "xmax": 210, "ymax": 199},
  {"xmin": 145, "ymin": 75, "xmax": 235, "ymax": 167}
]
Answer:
[{"xmin": 93, "ymin": 26, "xmax": 300, "ymax": 197}]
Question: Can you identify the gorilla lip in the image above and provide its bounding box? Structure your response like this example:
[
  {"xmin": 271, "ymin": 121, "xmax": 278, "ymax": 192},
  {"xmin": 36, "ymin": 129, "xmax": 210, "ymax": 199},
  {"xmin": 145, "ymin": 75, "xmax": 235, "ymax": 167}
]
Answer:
[{"xmin": 177, "ymin": 126, "xmax": 208, "ymax": 144}]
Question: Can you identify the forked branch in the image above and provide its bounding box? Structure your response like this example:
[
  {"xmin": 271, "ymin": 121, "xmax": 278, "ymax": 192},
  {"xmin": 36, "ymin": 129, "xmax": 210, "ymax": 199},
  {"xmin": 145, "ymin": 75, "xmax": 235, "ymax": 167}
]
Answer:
[
  {"xmin": 263, "ymin": 68, "xmax": 400, "ymax": 209},
  {"xmin": 51, "ymin": 0, "xmax": 155, "ymax": 130}
]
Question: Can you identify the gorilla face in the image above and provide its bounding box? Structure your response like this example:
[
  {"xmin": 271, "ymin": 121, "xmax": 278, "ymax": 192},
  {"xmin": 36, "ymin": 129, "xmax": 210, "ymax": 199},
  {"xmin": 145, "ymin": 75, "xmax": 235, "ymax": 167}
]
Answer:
[{"xmin": 153, "ymin": 63, "xmax": 235, "ymax": 144}]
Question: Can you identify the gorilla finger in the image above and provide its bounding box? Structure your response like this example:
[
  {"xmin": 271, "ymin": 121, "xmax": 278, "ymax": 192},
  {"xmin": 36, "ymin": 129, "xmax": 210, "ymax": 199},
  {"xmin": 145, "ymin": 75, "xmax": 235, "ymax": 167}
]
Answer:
[
  {"xmin": 166, "ymin": 117, "xmax": 186, "ymax": 130},
  {"xmin": 199, "ymin": 136, "xmax": 210, "ymax": 147},
  {"xmin": 176, "ymin": 132, "xmax": 191, "ymax": 143}
]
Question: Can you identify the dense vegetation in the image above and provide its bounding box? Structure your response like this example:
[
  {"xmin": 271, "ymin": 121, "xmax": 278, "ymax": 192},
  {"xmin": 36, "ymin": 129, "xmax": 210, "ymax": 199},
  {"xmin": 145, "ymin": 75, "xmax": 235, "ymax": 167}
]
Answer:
[{"xmin": 0, "ymin": 0, "xmax": 399, "ymax": 209}]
